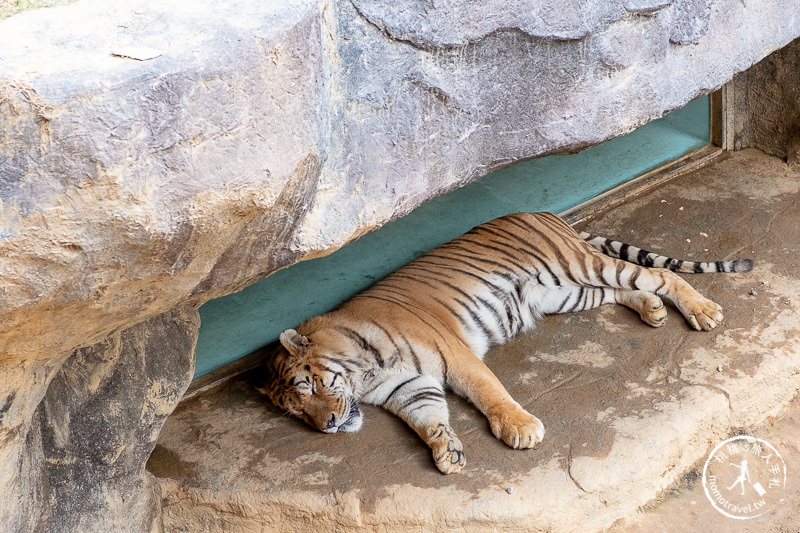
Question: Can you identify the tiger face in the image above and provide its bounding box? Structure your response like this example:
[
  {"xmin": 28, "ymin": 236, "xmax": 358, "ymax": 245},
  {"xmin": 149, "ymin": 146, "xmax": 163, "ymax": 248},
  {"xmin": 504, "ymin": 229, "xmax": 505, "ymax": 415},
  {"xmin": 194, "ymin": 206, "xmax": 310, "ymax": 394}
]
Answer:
[{"xmin": 260, "ymin": 329, "xmax": 363, "ymax": 434}]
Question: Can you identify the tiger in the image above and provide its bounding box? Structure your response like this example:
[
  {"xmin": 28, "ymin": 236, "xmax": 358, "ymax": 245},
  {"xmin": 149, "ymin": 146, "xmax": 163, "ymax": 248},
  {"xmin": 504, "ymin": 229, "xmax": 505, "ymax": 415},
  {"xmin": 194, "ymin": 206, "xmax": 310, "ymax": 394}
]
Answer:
[{"xmin": 259, "ymin": 212, "xmax": 752, "ymax": 474}]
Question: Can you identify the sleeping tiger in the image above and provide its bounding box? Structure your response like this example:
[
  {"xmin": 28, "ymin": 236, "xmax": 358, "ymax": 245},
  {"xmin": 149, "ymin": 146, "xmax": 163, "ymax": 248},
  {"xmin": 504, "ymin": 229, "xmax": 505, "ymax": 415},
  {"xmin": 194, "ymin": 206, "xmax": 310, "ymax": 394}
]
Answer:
[{"xmin": 259, "ymin": 212, "xmax": 752, "ymax": 474}]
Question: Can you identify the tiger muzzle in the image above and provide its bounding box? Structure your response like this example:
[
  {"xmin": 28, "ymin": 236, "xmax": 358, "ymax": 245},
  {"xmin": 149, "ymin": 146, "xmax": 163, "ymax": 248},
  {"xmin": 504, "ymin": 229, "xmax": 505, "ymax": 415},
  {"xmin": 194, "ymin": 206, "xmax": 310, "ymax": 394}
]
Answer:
[{"xmin": 319, "ymin": 402, "xmax": 363, "ymax": 434}]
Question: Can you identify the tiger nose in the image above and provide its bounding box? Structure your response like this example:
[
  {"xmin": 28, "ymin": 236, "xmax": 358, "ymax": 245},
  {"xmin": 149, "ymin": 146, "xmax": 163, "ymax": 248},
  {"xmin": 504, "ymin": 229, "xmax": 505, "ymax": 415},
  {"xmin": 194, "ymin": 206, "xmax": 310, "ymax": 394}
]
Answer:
[{"xmin": 325, "ymin": 414, "xmax": 337, "ymax": 429}]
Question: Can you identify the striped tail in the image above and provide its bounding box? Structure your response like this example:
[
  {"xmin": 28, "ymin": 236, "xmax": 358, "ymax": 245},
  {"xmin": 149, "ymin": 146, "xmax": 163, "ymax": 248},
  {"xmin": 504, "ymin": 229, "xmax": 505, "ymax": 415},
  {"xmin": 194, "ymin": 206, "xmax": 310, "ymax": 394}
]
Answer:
[{"xmin": 579, "ymin": 232, "xmax": 754, "ymax": 274}]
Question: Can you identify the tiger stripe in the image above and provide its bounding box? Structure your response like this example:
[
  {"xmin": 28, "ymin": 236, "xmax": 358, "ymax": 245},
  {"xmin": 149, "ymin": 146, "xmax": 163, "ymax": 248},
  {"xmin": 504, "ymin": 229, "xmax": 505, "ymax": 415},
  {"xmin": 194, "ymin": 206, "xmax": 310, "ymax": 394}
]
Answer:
[{"xmin": 580, "ymin": 231, "xmax": 754, "ymax": 273}]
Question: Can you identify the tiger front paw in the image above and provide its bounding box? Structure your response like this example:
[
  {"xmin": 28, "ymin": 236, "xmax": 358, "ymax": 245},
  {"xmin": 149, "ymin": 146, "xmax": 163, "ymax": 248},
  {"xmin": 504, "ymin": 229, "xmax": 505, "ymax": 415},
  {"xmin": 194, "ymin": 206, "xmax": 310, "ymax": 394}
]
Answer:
[
  {"xmin": 426, "ymin": 423, "xmax": 466, "ymax": 474},
  {"xmin": 489, "ymin": 406, "xmax": 545, "ymax": 450}
]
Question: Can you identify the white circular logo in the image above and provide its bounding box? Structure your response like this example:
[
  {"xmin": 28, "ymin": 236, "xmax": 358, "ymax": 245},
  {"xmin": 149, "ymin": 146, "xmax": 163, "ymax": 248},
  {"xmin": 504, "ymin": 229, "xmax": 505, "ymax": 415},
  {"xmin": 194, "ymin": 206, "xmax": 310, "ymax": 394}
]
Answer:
[{"xmin": 702, "ymin": 435, "xmax": 787, "ymax": 519}]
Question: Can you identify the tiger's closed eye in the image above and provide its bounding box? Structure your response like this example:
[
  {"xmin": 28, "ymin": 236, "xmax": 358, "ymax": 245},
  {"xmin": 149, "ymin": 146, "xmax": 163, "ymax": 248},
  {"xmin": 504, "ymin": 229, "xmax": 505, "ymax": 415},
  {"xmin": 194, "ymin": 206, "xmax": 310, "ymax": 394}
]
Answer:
[{"xmin": 295, "ymin": 381, "xmax": 314, "ymax": 395}]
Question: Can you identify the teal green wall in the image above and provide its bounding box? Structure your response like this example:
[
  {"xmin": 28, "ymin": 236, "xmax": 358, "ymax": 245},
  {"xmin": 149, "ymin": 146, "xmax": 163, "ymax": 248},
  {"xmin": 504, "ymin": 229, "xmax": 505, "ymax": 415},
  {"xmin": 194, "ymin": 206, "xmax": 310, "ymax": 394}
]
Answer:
[{"xmin": 194, "ymin": 96, "xmax": 710, "ymax": 377}]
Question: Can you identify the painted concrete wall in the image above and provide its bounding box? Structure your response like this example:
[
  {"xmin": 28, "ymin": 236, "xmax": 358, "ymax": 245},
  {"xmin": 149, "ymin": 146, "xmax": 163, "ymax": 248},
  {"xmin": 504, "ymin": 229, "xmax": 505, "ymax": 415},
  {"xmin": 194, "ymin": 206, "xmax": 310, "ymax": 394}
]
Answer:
[{"xmin": 195, "ymin": 96, "xmax": 710, "ymax": 376}]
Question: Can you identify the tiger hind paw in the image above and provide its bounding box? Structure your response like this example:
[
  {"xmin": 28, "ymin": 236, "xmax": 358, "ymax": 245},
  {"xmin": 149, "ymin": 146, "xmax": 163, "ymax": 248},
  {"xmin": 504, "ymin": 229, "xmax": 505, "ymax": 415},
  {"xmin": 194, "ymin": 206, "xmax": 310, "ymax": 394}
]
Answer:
[
  {"xmin": 617, "ymin": 290, "xmax": 667, "ymax": 327},
  {"xmin": 685, "ymin": 298, "xmax": 724, "ymax": 330},
  {"xmin": 639, "ymin": 296, "xmax": 667, "ymax": 327}
]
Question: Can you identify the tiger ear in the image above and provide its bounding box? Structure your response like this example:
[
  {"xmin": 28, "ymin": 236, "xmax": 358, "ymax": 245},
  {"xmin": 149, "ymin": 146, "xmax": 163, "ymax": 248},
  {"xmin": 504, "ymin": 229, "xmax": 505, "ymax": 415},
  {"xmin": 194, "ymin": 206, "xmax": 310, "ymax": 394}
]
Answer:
[{"xmin": 279, "ymin": 329, "xmax": 311, "ymax": 357}]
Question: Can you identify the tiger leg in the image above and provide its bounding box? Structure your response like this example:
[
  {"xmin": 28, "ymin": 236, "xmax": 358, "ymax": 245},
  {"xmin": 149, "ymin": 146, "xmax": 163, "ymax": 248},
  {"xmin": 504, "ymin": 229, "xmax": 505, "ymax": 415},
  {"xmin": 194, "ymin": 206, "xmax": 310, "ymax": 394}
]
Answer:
[
  {"xmin": 610, "ymin": 264, "xmax": 723, "ymax": 330},
  {"xmin": 658, "ymin": 272, "xmax": 723, "ymax": 330},
  {"xmin": 570, "ymin": 253, "xmax": 724, "ymax": 330},
  {"xmin": 539, "ymin": 285, "xmax": 667, "ymax": 327},
  {"xmin": 364, "ymin": 372, "xmax": 466, "ymax": 474},
  {"xmin": 445, "ymin": 350, "xmax": 545, "ymax": 450}
]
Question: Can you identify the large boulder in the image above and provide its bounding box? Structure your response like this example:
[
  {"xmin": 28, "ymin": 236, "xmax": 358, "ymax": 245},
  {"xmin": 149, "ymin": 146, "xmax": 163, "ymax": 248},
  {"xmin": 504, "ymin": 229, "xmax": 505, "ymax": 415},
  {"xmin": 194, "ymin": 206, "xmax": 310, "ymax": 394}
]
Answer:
[
  {"xmin": 2, "ymin": 307, "xmax": 198, "ymax": 533},
  {"xmin": 1, "ymin": 0, "xmax": 800, "ymax": 530},
  {"xmin": 2, "ymin": 0, "xmax": 799, "ymax": 359}
]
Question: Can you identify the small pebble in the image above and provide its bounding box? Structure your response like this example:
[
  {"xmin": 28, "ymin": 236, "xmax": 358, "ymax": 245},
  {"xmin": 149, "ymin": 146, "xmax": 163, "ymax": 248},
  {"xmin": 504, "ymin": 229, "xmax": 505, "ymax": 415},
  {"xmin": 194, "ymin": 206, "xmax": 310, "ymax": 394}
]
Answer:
[
  {"xmin": 751, "ymin": 289, "xmax": 758, "ymax": 296},
  {"xmin": 506, "ymin": 487, "xmax": 515, "ymax": 495},
  {"xmin": 717, "ymin": 365, "xmax": 723, "ymax": 372}
]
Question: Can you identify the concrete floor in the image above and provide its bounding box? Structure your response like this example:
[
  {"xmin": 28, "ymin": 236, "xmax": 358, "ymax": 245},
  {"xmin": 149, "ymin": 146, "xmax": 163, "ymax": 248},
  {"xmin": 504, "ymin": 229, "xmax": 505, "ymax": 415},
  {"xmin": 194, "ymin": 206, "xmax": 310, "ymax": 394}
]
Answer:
[
  {"xmin": 611, "ymin": 391, "xmax": 800, "ymax": 532},
  {"xmin": 149, "ymin": 149, "xmax": 800, "ymax": 532}
]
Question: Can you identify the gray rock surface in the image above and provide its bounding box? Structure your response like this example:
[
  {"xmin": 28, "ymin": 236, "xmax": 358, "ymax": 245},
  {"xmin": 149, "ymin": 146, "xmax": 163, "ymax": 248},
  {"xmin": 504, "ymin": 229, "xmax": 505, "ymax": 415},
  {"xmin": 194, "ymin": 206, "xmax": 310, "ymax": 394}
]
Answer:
[
  {"xmin": 2, "ymin": 0, "xmax": 800, "ymax": 530},
  {"xmin": 3, "ymin": 306, "xmax": 199, "ymax": 533},
  {"xmin": 351, "ymin": 0, "xmax": 713, "ymax": 46},
  {"xmin": 2, "ymin": 0, "xmax": 799, "ymax": 360}
]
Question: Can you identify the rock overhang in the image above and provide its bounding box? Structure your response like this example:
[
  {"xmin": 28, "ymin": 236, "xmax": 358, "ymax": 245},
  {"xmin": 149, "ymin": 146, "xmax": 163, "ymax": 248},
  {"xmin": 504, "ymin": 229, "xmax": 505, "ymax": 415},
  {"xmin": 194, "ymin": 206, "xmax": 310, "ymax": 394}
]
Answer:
[{"xmin": 3, "ymin": 0, "xmax": 800, "ymax": 360}]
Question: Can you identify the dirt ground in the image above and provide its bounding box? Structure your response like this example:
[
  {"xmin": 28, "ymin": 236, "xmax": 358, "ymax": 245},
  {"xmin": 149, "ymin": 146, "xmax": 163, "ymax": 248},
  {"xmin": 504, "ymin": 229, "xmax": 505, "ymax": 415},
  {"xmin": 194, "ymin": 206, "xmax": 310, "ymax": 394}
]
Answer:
[{"xmin": 611, "ymin": 393, "xmax": 800, "ymax": 532}]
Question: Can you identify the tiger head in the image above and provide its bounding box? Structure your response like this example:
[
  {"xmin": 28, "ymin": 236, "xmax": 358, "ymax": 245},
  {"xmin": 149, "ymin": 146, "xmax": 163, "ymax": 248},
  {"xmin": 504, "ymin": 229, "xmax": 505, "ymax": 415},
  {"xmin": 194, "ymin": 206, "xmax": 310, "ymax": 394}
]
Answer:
[{"xmin": 259, "ymin": 328, "xmax": 364, "ymax": 434}]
